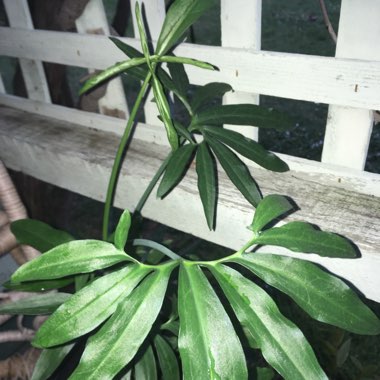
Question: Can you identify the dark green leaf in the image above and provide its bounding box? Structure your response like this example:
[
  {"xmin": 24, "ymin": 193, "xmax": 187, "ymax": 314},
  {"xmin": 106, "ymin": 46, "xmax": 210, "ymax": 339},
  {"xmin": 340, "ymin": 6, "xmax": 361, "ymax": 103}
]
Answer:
[
  {"xmin": 0, "ymin": 292, "xmax": 70, "ymax": 315},
  {"xmin": 160, "ymin": 320, "xmax": 179, "ymax": 336},
  {"xmin": 108, "ymin": 37, "xmax": 148, "ymax": 80},
  {"xmin": 256, "ymin": 367, "xmax": 275, "ymax": 380},
  {"xmin": 196, "ymin": 142, "xmax": 217, "ymax": 230},
  {"xmin": 203, "ymin": 126, "xmax": 289, "ymax": 172},
  {"xmin": 156, "ymin": 0, "xmax": 214, "ymax": 56},
  {"xmin": 154, "ymin": 335, "xmax": 180, "ymax": 380},
  {"xmin": 70, "ymin": 268, "xmax": 172, "ymax": 379},
  {"xmin": 210, "ymin": 264, "xmax": 327, "ymax": 380},
  {"xmin": 11, "ymin": 240, "xmax": 132, "ymax": 283},
  {"xmin": 34, "ymin": 264, "xmax": 150, "ymax": 348},
  {"xmin": 134, "ymin": 345, "xmax": 157, "ymax": 380},
  {"xmin": 152, "ymin": 75, "xmax": 178, "ymax": 150},
  {"xmin": 115, "ymin": 209, "xmax": 132, "ymax": 250},
  {"xmin": 74, "ymin": 273, "xmax": 90, "ymax": 292},
  {"xmin": 235, "ymin": 253, "xmax": 380, "ymax": 334},
  {"xmin": 253, "ymin": 221, "xmax": 357, "ymax": 258},
  {"xmin": 206, "ymin": 135, "xmax": 262, "ymax": 207},
  {"xmin": 250, "ymin": 194, "xmax": 294, "ymax": 233},
  {"xmin": 157, "ymin": 144, "xmax": 195, "ymax": 198},
  {"xmin": 191, "ymin": 82, "xmax": 233, "ymax": 112},
  {"xmin": 167, "ymin": 59, "xmax": 189, "ymax": 99},
  {"xmin": 11, "ymin": 219, "xmax": 74, "ymax": 253},
  {"xmin": 178, "ymin": 263, "xmax": 247, "ymax": 379},
  {"xmin": 192, "ymin": 104, "xmax": 293, "ymax": 130},
  {"xmin": 3, "ymin": 278, "xmax": 73, "ymax": 292},
  {"xmin": 173, "ymin": 120, "xmax": 194, "ymax": 142},
  {"xmin": 31, "ymin": 343, "xmax": 75, "ymax": 380},
  {"xmin": 80, "ymin": 57, "xmax": 147, "ymax": 95}
]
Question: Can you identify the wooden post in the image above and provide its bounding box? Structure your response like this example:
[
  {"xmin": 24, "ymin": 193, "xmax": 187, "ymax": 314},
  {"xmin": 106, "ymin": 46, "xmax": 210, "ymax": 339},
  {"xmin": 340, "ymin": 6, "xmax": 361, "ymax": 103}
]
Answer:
[
  {"xmin": 321, "ymin": 0, "xmax": 380, "ymax": 170},
  {"xmin": 130, "ymin": 0, "xmax": 166, "ymax": 126},
  {"xmin": 3, "ymin": 0, "xmax": 51, "ymax": 102},
  {"xmin": 76, "ymin": 0, "xmax": 129, "ymax": 119},
  {"xmin": 221, "ymin": 0, "xmax": 261, "ymax": 140}
]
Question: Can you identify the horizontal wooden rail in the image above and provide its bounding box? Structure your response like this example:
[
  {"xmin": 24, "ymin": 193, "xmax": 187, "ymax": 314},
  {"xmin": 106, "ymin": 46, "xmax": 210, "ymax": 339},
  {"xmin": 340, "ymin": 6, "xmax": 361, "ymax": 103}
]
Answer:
[
  {"xmin": 0, "ymin": 103, "xmax": 379, "ymax": 301},
  {"xmin": 1, "ymin": 27, "xmax": 380, "ymax": 109}
]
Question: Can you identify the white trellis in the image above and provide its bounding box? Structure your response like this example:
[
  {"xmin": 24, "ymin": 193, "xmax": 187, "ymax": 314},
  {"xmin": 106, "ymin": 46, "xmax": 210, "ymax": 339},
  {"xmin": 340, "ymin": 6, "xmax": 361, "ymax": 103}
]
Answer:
[{"xmin": 0, "ymin": 0, "xmax": 379, "ymax": 301}]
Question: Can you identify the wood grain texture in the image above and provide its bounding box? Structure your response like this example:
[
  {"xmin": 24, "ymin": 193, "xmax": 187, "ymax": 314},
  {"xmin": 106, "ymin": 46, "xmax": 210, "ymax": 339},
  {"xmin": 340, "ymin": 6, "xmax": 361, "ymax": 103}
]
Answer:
[
  {"xmin": 1, "ymin": 27, "xmax": 380, "ymax": 109},
  {"xmin": 0, "ymin": 105, "xmax": 379, "ymax": 301}
]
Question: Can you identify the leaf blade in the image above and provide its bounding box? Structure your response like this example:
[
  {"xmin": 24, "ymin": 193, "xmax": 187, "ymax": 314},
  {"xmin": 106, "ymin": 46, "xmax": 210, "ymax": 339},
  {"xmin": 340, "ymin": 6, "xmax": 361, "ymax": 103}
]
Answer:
[
  {"xmin": 210, "ymin": 264, "xmax": 327, "ymax": 380},
  {"xmin": 154, "ymin": 335, "xmax": 180, "ymax": 380},
  {"xmin": 196, "ymin": 142, "xmax": 217, "ymax": 230},
  {"xmin": 11, "ymin": 240, "xmax": 131, "ymax": 282},
  {"xmin": 235, "ymin": 253, "xmax": 380, "ymax": 335},
  {"xmin": 178, "ymin": 263, "xmax": 248, "ymax": 380},
  {"xmin": 253, "ymin": 221, "xmax": 357, "ymax": 258},
  {"xmin": 115, "ymin": 209, "xmax": 132, "ymax": 250},
  {"xmin": 134, "ymin": 345, "xmax": 157, "ymax": 380},
  {"xmin": 191, "ymin": 82, "xmax": 233, "ymax": 112}
]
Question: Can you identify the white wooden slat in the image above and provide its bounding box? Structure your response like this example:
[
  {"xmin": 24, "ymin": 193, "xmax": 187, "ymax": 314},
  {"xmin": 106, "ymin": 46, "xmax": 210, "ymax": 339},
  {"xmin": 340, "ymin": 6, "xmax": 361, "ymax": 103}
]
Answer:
[
  {"xmin": 130, "ymin": 0, "xmax": 166, "ymax": 126},
  {"xmin": 322, "ymin": 0, "xmax": 380, "ymax": 170},
  {"xmin": 221, "ymin": 0, "xmax": 261, "ymax": 141},
  {"xmin": 1, "ymin": 93, "xmax": 380, "ymax": 198},
  {"xmin": 75, "ymin": 0, "xmax": 129, "ymax": 119},
  {"xmin": 2, "ymin": 0, "xmax": 51, "ymax": 102},
  {"xmin": 1, "ymin": 105, "xmax": 379, "ymax": 302},
  {"xmin": 1, "ymin": 28, "xmax": 379, "ymax": 110}
]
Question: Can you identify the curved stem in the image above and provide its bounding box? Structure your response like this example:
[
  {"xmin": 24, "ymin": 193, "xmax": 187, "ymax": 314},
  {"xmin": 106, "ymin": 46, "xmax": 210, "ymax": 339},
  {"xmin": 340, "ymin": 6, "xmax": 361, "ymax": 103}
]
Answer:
[
  {"xmin": 102, "ymin": 72, "xmax": 152, "ymax": 241},
  {"xmin": 133, "ymin": 238, "xmax": 182, "ymax": 261}
]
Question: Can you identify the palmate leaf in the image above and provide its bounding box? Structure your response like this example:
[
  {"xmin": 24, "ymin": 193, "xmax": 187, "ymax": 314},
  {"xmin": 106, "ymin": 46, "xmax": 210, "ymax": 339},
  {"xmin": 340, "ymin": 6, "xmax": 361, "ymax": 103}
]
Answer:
[
  {"xmin": 11, "ymin": 219, "xmax": 74, "ymax": 253},
  {"xmin": 69, "ymin": 268, "xmax": 173, "ymax": 380},
  {"xmin": 11, "ymin": 240, "xmax": 132, "ymax": 282},
  {"xmin": 31, "ymin": 343, "xmax": 75, "ymax": 380},
  {"xmin": 34, "ymin": 264, "xmax": 151, "ymax": 348},
  {"xmin": 210, "ymin": 264, "xmax": 327, "ymax": 380},
  {"xmin": 191, "ymin": 82, "xmax": 233, "ymax": 112},
  {"xmin": 203, "ymin": 126, "xmax": 289, "ymax": 172},
  {"xmin": 178, "ymin": 263, "xmax": 247, "ymax": 380},
  {"xmin": 154, "ymin": 335, "xmax": 180, "ymax": 380},
  {"xmin": 191, "ymin": 104, "xmax": 293, "ymax": 130},
  {"xmin": 250, "ymin": 194, "xmax": 294, "ymax": 233},
  {"xmin": 196, "ymin": 142, "xmax": 217, "ymax": 230},
  {"xmin": 156, "ymin": 0, "xmax": 214, "ymax": 56},
  {"xmin": 206, "ymin": 135, "xmax": 262, "ymax": 207},
  {"xmin": 114, "ymin": 209, "xmax": 132, "ymax": 251},
  {"xmin": 234, "ymin": 253, "xmax": 380, "ymax": 335},
  {"xmin": 167, "ymin": 58, "xmax": 189, "ymax": 99},
  {"xmin": 252, "ymin": 221, "xmax": 357, "ymax": 258},
  {"xmin": 3, "ymin": 277, "xmax": 74, "ymax": 292},
  {"xmin": 157, "ymin": 144, "xmax": 196, "ymax": 198},
  {"xmin": 0, "ymin": 292, "xmax": 70, "ymax": 315},
  {"xmin": 134, "ymin": 345, "xmax": 157, "ymax": 380}
]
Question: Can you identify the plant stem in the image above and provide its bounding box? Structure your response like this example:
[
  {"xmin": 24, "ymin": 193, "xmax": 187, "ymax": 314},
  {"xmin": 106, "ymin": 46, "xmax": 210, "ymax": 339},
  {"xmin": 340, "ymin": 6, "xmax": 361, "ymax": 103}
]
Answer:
[
  {"xmin": 133, "ymin": 238, "xmax": 182, "ymax": 261},
  {"xmin": 102, "ymin": 72, "xmax": 152, "ymax": 241}
]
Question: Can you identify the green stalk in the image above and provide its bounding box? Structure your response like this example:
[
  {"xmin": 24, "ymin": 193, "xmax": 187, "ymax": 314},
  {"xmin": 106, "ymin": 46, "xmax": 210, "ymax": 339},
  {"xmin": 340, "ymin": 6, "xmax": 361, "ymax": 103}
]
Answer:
[{"xmin": 102, "ymin": 72, "xmax": 152, "ymax": 241}]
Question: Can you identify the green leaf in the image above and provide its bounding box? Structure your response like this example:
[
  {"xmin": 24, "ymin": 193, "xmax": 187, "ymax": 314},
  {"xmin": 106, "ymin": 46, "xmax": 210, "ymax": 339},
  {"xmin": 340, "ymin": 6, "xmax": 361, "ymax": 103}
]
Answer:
[
  {"xmin": 191, "ymin": 82, "xmax": 233, "ymax": 112},
  {"xmin": 11, "ymin": 219, "xmax": 74, "ymax": 253},
  {"xmin": 167, "ymin": 59, "xmax": 189, "ymax": 99},
  {"xmin": 192, "ymin": 104, "xmax": 293, "ymax": 130},
  {"xmin": 31, "ymin": 343, "xmax": 75, "ymax": 380},
  {"xmin": 250, "ymin": 194, "xmax": 294, "ymax": 233},
  {"xmin": 115, "ymin": 209, "xmax": 132, "ymax": 250},
  {"xmin": 173, "ymin": 120, "xmax": 194, "ymax": 142},
  {"xmin": 256, "ymin": 367, "xmax": 275, "ymax": 380},
  {"xmin": 80, "ymin": 57, "xmax": 147, "ymax": 95},
  {"xmin": 135, "ymin": 3, "xmax": 151, "ymax": 69},
  {"xmin": 33, "ymin": 264, "xmax": 150, "ymax": 348},
  {"xmin": 11, "ymin": 240, "xmax": 132, "ymax": 283},
  {"xmin": 70, "ymin": 268, "xmax": 172, "ymax": 379},
  {"xmin": 0, "ymin": 292, "xmax": 70, "ymax": 315},
  {"xmin": 206, "ymin": 135, "xmax": 262, "ymax": 207},
  {"xmin": 210, "ymin": 264, "xmax": 327, "ymax": 380},
  {"xmin": 196, "ymin": 142, "xmax": 217, "ymax": 230},
  {"xmin": 154, "ymin": 335, "xmax": 180, "ymax": 380},
  {"xmin": 235, "ymin": 253, "xmax": 380, "ymax": 335},
  {"xmin": 252, "ymin": 221, "xmax": 357, "ymax": 258},
  {"xmin": 152, "ymin": 75, "xmax": 179, "ymax": 150},
  {"xmin": 108, "ymin": 37, "xmax": 148, "ymax": 80},
  {"xmin": 156, "ymin": 0, "xmax": 214, "ymax": 56},
  {"xmin": 203, "ymin": 126, "xmax": 289, "ymax": 172},
  {"xmin": 157, "ymin": 144, "xmax": 195, "ymax": 198},
  {"xmin": 134, "ymin": 345, "xmax": 157, "ymax": 380},
  {"xmin": 3, "ymin": 277, "xmax": 73, "ymax": 292},
  {"xmin": 178, "ymin": 263, "xmax": 247, "ymax": 380}
]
